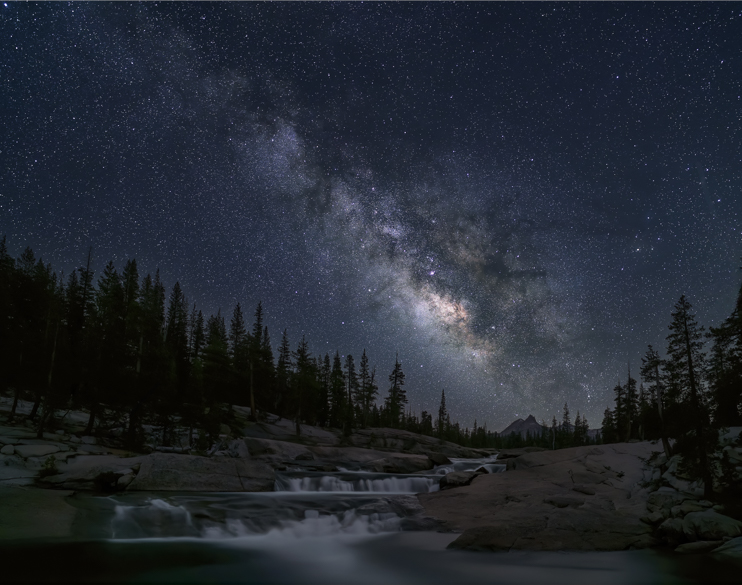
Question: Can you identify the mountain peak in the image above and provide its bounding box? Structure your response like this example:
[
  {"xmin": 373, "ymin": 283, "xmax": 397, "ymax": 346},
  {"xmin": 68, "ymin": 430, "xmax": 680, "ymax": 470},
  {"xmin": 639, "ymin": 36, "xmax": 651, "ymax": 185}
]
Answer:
[{"xmin": 499, "ymin": 414, "xmax": 545, "ymax": 437}]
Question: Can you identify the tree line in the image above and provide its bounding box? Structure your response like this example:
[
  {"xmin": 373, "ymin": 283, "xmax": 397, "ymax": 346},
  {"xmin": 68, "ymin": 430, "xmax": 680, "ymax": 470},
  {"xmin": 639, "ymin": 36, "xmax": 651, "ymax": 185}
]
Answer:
[
  {"xmin": 600, "ymin": 273, "xmax": 742, "ymax": 499},
  {"xmin": 2, "ymin": 237, "xmax": 560, "ymax": 452}
]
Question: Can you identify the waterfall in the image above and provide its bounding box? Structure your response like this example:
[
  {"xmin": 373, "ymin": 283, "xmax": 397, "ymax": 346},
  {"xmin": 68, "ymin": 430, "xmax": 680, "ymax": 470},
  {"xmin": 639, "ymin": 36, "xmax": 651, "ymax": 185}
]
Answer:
[{"xmin": 273, "ymin": 472, "xmax": 440, "ymax": 493}]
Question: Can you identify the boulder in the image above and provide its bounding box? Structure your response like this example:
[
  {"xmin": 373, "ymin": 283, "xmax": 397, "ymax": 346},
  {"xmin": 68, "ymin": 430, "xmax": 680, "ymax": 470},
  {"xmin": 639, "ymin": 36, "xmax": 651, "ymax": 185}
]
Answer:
[
  {"xmin": 640, "ymin": 510, "xmax": 666, "ymax": 525},
  {"xmin": 0, "ymin": 445, "xmax": 14, "ymax": 455},
  {"xmin": 682, "ymin": 510, "xmax": 742, "ymax": 542},
  {"xmin": 242, "ymin": 437, "xmax": 311, "ymax": 460},
  {"xmin": 572, "ymin": 484, "xmax": 596, "ymax": 496},
  {"xmin": 117, "ymin": 473, "xmax": 135, "ymax": 488},
  {"xmin": 128, "ymin": 453, "xmax": 274, "ymax": 491},
  {"xmin": 13, "ymin": 444, "xmax": 60, "ymax": 458},
  {"xmin": 719, "ymin": 427, "xmax": 742, "ymax": 446},
  {"xmin": 675, "ymin": 540, "xmax": 723, "ymax": 554},
  {"xmin": 365, "ymin": 455, "xmax": 434, "ymax": 474},
  {"xmin": 678, "ymin": 500, "xmax": 709, "ymax": 516},
  {"xmin": 440, "ymin": 470, "xmax": 482, "ymax": 490},
  {"xmin": 428, "ymin": 453, "xmax": 452, "ymax": 466},
  {"xmin": 41, "ymin": 459, "xmax": 138, "ymax": 491},
  {"xmin": 80, "ymin": 436, "xmax": 97, "ymax": 445},
  {"xmin": 228, "ymin": 439, "xmax": 251, "ymax": 459},
  {"xmin": 722, "ymin": 445, "xmax": 742, "ymax": 464},
  {"xmin": 712, "ymin": 536, "xmax": 742, "ymax": 559},
  {"xmin": 658, "ymin": 518, "xmax": 686, "ymax": 546},
  {"xmin": 647, "ymin": 488, "xmax": 687, "ymax": 513}
]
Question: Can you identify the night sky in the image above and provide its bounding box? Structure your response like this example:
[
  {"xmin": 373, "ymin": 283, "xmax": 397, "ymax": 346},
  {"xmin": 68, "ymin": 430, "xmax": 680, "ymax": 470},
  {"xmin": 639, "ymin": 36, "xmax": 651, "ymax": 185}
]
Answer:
[{"xmin": 2, "ymin": 2, "xmax": 741, "ymax": 431}]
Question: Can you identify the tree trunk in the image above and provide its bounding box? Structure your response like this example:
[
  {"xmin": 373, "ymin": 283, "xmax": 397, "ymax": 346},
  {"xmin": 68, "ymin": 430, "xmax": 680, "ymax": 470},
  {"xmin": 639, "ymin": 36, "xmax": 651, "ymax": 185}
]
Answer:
[
  {"xmin": 29, "ymin": 393, "xmax": 41, "ymax": 421},
  {"xmin": 684, "ymin": 318, "xmax": 713, "ymax": 499},
  {"xmin": 249, "ymin": 361, "xmax": 257, "ymax": 422},
  {"xmin": 9, "ymin": 386, "xmax": 21, "ymax": 422},
  {"xmin": 9, "ymin": 345, "xmax": 23, "ymax": 422},
  {"xmin": 655, "ymin": 364, "xmax": 673, "ymax": 460},
  {"xmin": 84, "ymin": 392, "xmax": 96, "ymax": 436},
  {"xmin": 37, "ymin": 322, "xmax": 60, "ymax": 438},
  {"xmin": 127, "ymin": 401, "xmax": 142, "ymax": 449}
]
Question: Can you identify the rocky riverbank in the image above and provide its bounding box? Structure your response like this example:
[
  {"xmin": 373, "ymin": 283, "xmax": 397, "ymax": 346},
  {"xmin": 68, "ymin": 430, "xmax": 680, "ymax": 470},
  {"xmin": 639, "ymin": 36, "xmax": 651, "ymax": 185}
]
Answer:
[
  {"xmin": 420, "ymin": 435, "xmax": 742, "ymax": 560},
  {"xmin": 0, "ymin": 396, "xmax": 489, "ymax": 493},
  {"xmin": 3, "ymin": 395, "xmax": 741, "ymax": 561},
  {"xmin": 0, "ymin": 397, "xmax": 486, "ymax": 539}
]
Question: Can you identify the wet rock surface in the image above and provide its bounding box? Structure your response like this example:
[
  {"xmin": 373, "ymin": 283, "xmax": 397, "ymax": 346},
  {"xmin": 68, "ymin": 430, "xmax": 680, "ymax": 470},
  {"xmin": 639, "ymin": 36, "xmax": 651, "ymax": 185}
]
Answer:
[
  {"xmin": 129, "ymin": 453, "xmax": 275, "ymax": 492},
  {"xmin": 421, "ymin": 443, "xmax": 659, "ymax": 552}
]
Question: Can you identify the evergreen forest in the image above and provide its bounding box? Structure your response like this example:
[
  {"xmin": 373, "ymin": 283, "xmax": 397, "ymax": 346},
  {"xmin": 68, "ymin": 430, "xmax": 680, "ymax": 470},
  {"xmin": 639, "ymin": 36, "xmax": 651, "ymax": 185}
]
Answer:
[
  {"xmin": 599, "ymin": 279, "xmax": 742, "ymax": 499},
  {"xmin": 1, "ymin": 238, "xmax": 585, "ymax": 451}
]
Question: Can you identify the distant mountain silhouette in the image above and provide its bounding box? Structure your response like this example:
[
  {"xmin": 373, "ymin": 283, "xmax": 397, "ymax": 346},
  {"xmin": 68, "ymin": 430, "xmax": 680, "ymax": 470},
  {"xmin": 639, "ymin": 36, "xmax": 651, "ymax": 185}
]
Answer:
[
  {"xmin": 499, "ymin": 414, "xmax": 546, "ymax": 438},
  {"xmin": 499, "ymin": 414, "xmax": 600, "ymax": 439}
]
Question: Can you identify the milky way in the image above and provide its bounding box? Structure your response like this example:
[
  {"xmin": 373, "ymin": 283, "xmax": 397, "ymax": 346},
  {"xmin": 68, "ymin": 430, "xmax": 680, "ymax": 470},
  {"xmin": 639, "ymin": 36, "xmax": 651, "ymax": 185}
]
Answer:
[{"xmin": 1, "ymin": 3, "xmax": 740, "ymax": 429}]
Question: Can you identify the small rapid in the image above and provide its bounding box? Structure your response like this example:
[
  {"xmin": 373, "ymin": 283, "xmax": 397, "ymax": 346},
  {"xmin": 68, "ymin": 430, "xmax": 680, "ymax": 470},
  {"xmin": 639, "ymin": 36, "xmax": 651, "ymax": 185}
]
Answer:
[
  {"xmin": 433, "ymin": 457, "xmax": 506, "ymax": 476},
  {"xmin": 274, "ymin": 472, "xmax": 440, "ymax": 493},
  {"xmin": 107, "ymin": 454, "xmax": 504, "ymax": 543},
  {"xmin": 111, "ymin": 497, "xmax": 402, "ymax": 540},
  {"xmin": 273, "ymin": 454, "xmax": 503, "ymax": 493}
]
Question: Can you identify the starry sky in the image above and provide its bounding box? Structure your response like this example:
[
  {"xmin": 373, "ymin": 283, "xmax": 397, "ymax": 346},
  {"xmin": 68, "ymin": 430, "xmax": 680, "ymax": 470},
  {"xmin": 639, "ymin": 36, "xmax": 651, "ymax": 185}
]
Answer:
[{"xmin": 2, "ymin": 2, "xmax": 741, "ymax": 431}]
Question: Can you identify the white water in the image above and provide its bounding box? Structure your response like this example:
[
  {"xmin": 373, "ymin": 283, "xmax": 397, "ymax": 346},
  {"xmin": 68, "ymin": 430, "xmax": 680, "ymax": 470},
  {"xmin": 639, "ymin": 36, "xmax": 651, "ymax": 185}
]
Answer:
[
  {"xmin": 432, "ymin": 455, "xmax": 505, "ymax": 475},
  {"xmin": 111, "ymin": 496, "xmax": 403, "ymax": 541},
  {"xmin": 273, "ymin": 455, "xmax": 504, "ymax": 493},
  {"xmin": 274, "ymin": 473, "xmax": 440, "ymax": 493}
]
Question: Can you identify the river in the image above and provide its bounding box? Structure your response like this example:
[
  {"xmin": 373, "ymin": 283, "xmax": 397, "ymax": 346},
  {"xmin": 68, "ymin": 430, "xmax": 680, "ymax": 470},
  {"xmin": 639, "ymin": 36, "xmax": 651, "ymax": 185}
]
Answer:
[{"xmin": 1, "ymin": 457, "xmax": 738, "ymax": 584}]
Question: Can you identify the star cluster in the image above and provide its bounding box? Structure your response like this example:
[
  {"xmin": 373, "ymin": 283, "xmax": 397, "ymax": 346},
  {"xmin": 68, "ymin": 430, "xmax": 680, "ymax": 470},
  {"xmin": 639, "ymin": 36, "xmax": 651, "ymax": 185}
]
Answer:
[{"xmin": 1, "ymin": 2, "xmax": 740, "ymax": 429}]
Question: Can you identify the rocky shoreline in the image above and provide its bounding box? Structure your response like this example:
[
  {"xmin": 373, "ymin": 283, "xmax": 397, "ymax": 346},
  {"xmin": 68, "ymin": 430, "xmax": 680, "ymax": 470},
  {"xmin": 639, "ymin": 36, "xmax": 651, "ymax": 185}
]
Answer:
[
  {"xmin": 2, "ymin": 397, "xmax": 741, "ymax": 561},
  {"xmin": 419, "ymin": 434, "xmax": 742, "ymax": 559}
]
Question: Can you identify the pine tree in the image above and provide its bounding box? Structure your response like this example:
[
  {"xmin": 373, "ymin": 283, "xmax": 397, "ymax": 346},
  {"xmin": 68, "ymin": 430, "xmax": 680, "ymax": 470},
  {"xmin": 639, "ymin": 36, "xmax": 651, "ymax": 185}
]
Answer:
[
  {"xmin": 202, "ymin": 310, "xmax": 230, "ymax": 405},
  {"xmin": 612, "ymin": 382, "xmax": 625, "ymax": 442},
  {"xmin": 189, "ymin": 305, "xmax": 205, "ymax": 361},
  {"xmin": 436, "ymin": 389, "xmax": 447, "ymax": 439},
  {"xmin": 551, "ymin": 416, "xmax": 558, "ymax": 449},
  {"xmin": 708, "ymin": 316, "xmax": 742, "ymax": 426},
  {"xmin": 581, "ymin": 414, "xmax": 590, "ymax": 444},
  {"xmin": 329, "ymin": 351, "xmax": 346, "ymax": 427},
  {"xmin": 640, "ymin": 345, "xmax": 672, "ymax": 458},
  {"xmin": 385, "ymin": 354, "xmax": 407, "ymax": 428},
  {"xmin": 261, "ymin": 326, "xmax": 276, "ymax": 410},
  {"xmin": 625, "ymin": 364, "xmax": 639, "ymax": 440},
  {"xmin": 559, "ymin": 402, "xmax": 571, "ymax": 447},
  {"xmin": 275, "ymin": 330, "xmax": 292, "ymax": 417},
  {"xmin": 0, "ymin": 236, "xmax": 15, "ymax": 399},
  {"xmin": 229, "ymin": 303, "xmax": 248, "ymax": 367},
  {"xmin": 247, "ymin": 302, "xmax": 265, "ymax": 420},
  {"xmin": 343, "ymin": 354, "xmax": 358, "ymax": 435},
  {"xmin": 121, "ymin": 259, "xmax": 140, "ymax": 339},
  {"xmin": 292, "ymin": 336, "xmax": 313, "ymax": 435},
  {"xmin": 316, "ymin": 353, "xmax": 331, "ymax": 426},
  {"xmin": 665, "ymin": 295, "xmax": 716, "ymax": 499},
  {"xmin": 165, "ymin": 281, "xmax": 190, "ymax": 396},
  {"xmin": 357, "ymin": 350, "xmax": 376, "ymax": 428}
]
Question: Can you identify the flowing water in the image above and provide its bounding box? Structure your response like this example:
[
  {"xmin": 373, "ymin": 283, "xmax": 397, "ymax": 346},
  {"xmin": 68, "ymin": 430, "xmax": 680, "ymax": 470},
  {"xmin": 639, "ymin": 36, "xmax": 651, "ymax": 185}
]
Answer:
[{"xmin": 2, "ymin": 456, "xmax": 738, "ymax": 583}]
